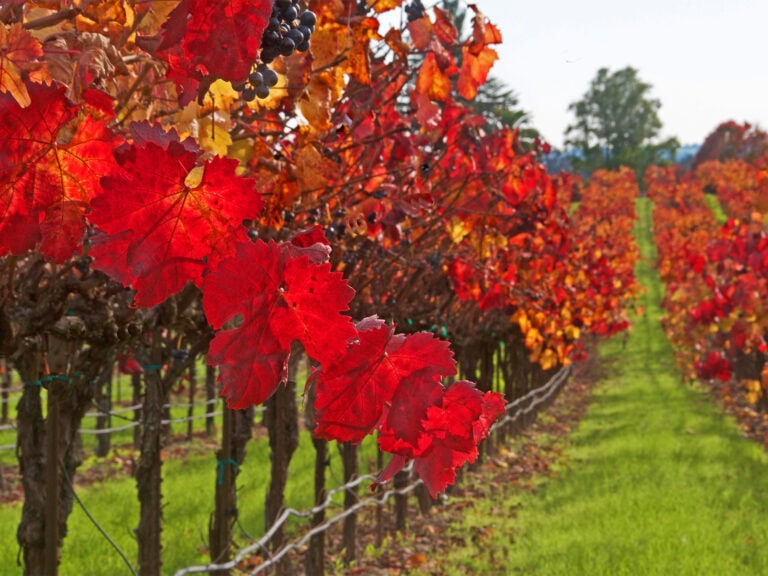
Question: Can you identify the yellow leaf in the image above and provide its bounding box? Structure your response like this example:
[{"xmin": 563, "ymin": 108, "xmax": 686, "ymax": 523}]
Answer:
[
  {"xmin": 202, "ymin": 79, "xmax": 240, "ymax": 112},
  {"xmin": 540, "ymin": 349, "xmax": 558, "ymax": 371},
  {"xmin": 184, "ymin": 166, "xmax": 205, "ymax": 189},
  {"xmin": 447, "ymin": 217, "xmax": 470, "ymax": 244},
  {"xmin": 198, "ymin": 116, "xmax": 232, "ymax": 157},
  {"xmin": 564, "ymin": 325, "xmax": 580, "ymax": 341}
]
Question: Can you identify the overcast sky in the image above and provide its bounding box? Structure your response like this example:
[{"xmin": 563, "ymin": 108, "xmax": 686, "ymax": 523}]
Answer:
[{"xmin": 467, "ymin": 0, "xmax": 768, "ymax": 148}]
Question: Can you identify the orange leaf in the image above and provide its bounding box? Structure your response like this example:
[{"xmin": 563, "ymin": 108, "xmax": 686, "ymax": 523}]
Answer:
[
  {"xmin": 416, "ymin": 52, "xmax": 452, "ymax": 102},
  {"xmin": 298, "ymin": 71, "xmax": 338, "ymax": 132},
  {"xmin": 433, "ymin": 7, "xmax": 458, "ymax": 45},
  {"xmin": 457, "ymin": 46, "xmax": 497, "ymax": 101},
  {"xmin": 384, "ymin": 28, "xmax": 409, "ymax": 62},
  {"xmin": 294, "ymin": 145, "xmax": 337, "ymax": 194},
  {"xmin": 365, "ymin": 0, "xmax": 403, "ymax": 12},
  {"xmin": 0, "ymin": 24, "xmax": 45, "ymax": 108},
  {"xmin": 407, "ymin": 17, "xmax": 432, "ymax": 51},
  {"xmin": 467, "ymin": 5, "xmax": 502, "ymax": 53}
]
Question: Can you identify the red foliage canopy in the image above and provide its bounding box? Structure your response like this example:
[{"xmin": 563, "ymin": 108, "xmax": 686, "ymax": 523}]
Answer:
[
  {"xmin": 377, "ymin": 380, "xmax": 506, "ymax": 497},
  {"xmin": 313, "ymin": 317, "xmax": 457, "ymax": 443},
  {"xmin": 89, "ymin": 122, "xmax": 262, "ymax": 308},
  {"xmin": 0, "ymin": 82, "xmax": 115, "ymax": 262},
  {"xmin": 203, "ymin": 239, "xmax": 356, "ymax": 409}
]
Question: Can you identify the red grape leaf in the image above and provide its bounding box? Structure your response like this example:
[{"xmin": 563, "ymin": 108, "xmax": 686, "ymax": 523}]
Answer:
[
  {"xmin": 313, "ymin": 319, "xmax": 457, "ymax": 443},
  {"xmin": 377, "ymin": 381, "xmax": 506, "ymax": 498},
  {"xmin": 695, "ymin": 351, "xmax": 732, "ymax": 382},
  {"xmin": 89, "ymin": 122, "xmax": 262, "ymax": 308},
  {"xmin": 0, "ymin": 82, "xmax": 116, "ymax": 261},
  {"xmin": 377, "ymin": 378, "xmax": 443, "ymax": 458},
  {"xmin": 203, "ymin": 239, "xmax": 356, "ymax": 409},
  {"xmin": 117, "ymin": 352, "xmax": 145, "ymax": 375},
  {"xmin": 157, "ymin": 0, "xmax": 271, "ymax": 83}
]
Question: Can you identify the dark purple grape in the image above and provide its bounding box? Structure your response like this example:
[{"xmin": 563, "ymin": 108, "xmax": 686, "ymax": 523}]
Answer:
[
  {"xmin": 261, "ymin": 46, "xmax": 279, "ymax": 63},
  {"xmin": 287, "ymin": 28, "xmax": 304, "ymax": 44},
  {"xmin": 264, "ymin": 29, "xmax": 281, "ymax": 44},
  {"xmin": 255, "ymin": 84, "xmax": 271, "ymax": 99},
  {"xmin": 283, "ymin": 5, "xmax": 298, "ymax": 21},
  {"xmin": 297, "ymin": 25, "xmax": 312, "ymax": 39},
  {"xmin": 262, "ymin": 68, "xmax": 279, "ymax": 87},
  {"xmin": 276, "ymin": 0, "xmax": 291, "ymax": 9},
  {"xmin": 242, "ymin": 86, "xmax": 257, "ymax": 101},
  {"xmin": 279, "ymin": 37, "xmax": 295, "ymax": 56},
  {"xmin": 296, "ymin": 41, "xmax": 310, "ymax": 52},
  {"xmin": 300, "ymin": 10, "xmax": 317, "ymax": 27},
  {"xmin": 269, "ymin": 16, "xmax": 280, "ymax": 29},
  {"xmin": 170, "ymin": 349, "xmax": 189, "ymax": 361},
  {"xmin": 249, "ymin": 71, "xmax": 264, "ymax": 86}
]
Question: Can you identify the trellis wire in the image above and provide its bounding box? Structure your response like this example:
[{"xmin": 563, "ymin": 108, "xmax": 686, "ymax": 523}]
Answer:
[
  {"xmin": 0, "ymin": 407, "xmax": 236, "ymax": 449},
  {"xmin": 0, "ymin": 387, "xmax": 24, "ymax": 405},
  {"xmin": 173, "ymin": 364, "xmax": 571, "ymax": 576}
]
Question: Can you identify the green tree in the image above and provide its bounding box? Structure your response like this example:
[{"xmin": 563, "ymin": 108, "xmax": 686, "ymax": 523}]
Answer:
[{"xmin": 565, "ymin": 66, "xmax": 679, "ymax": 174}]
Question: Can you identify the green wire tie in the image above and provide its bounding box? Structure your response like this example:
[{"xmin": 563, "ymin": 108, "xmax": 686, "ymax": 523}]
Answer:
[
  {"xmin": 24, "ymin": 373, "xmax": 94, "ymax": 387},
  {"xmin": 217, "ymin": 459, "xmax": 239, "ymax": 485},
  {"xmin": 143, "ymin": 365, "xmax": 163, "ymax": 372}
]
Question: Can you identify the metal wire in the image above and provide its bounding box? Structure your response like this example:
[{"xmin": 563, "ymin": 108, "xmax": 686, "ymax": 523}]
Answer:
[{"xmin": 173, "ymin": 365, "xmax": 571, "ymax": 576}]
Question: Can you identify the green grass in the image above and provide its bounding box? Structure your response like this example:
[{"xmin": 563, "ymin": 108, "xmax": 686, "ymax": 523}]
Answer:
[
  {"xmin": 0, "ymin": 393, "xmax": 226, "ymax": 467},
  {"xmin": 430, "ymin": 197, "xmax": 768, "ymax": 575},
  {"xmin": 705, "ymin": 193, "xmax": 728, "ymax": 224},
  {"xmin": 1, "ymin": 429, "xmax": 378, "ymax": 575}
]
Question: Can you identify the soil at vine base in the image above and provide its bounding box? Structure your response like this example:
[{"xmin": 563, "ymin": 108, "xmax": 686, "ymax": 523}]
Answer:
[{"xmin": 237, "ymin": 352, "xmax": 603, "ymax": 575}]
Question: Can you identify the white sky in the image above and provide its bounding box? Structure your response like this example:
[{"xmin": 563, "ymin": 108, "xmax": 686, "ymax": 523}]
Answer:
[{"xmin": 464, "ymin": 0, "xmax": 768, "ymax": 148}]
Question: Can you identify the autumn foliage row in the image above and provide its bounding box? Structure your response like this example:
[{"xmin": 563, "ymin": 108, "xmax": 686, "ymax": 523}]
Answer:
[
  {"xmin": 0, "ymin": 0, "xmax": 640, "ymax": 501},
  {"xmin": 647, "ymin": 164, "xmax": 768, "ymax": 403}
]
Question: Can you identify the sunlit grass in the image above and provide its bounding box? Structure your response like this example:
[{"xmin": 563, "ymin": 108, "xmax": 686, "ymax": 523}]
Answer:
[
  {"xmin": 1, "ymin": 426, "xmax": 378, "ymax": 575},
  {"xmin": 427, "ymin": 198, "xmax": 768, "ymax": 575},
  {"xmin": 705, "ymin": 192, "xmax": 728, "ymax": 224}
]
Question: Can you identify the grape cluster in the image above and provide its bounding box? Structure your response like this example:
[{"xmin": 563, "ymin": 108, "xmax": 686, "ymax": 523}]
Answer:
[
  {"xmin": 236, "ymin": 1, "xmax": 317, "ymax": 101},
  {"xmin": 261, "ymin": 0, "xmax": 316, "ymax": 63},
  {"xmin": 241, "ymin": 64, "xmax": 279, "ymax": 100},
  {"xmin": 405, "ymin": 0, "xmax": 425, "ymax": 22}
]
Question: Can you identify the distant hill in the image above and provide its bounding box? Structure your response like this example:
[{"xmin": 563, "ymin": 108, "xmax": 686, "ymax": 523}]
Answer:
[
  {"xmin": 544, "ymin": 144, "xmax": 701, "ymax": 174},
  {"xmin": 675, "ymin": 144, "xmax": 700, "ymax": 164}
]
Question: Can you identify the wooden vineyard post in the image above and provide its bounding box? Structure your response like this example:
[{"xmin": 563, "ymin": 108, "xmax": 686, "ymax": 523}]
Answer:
[
  {"xmin": 44, "ymin": 377, "xmax": 60, "ymax": 576},
  {"xmin": 205, "ymin": 364, "xmax": 216, "ymax": 436},
  {"xmin": 136, "ymin": 360, "xmax": 164, "ymax": 576},
  {"xmin": 393, "ymin": 469, "xmax": 409, "ymax": 532},
  {"xmin": 187, "ymin": 360, "xmax": 196, "ymax": 440},
  {"xmin": 1, "ymin": 358, "xmax": 9, "ymax": 424},
  {"xmin": 304, "ymin": 380, "xmax": 327, "ymax": 576},
  {"xmin": 264, "ymin": 377, "xmax": 299, "ymax": 575},
  {"xmin": 375, "ymin": 447, "xmax": 384, "ymax": 548},
  {"xmin": 341, "ymin": 442, "xmax": 358, "ymax": 565},
  {"xmin": 210, "ymin": 405, "xmax": 233, "ymax": 575},
  {"xmin": 210, "ymin": 404, "xmax": 254, "ymax": 574},
  {"xmin": 96, "ymin": 365, "xmax": 113, "ymax": 457},
  {"xmin": 132, "ymin": 372, "xmax": 142, "ymax": 450}
]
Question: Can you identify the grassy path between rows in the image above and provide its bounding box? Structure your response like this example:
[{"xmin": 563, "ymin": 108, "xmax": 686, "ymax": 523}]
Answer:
[{"xmin": 437, "ymin": 198, "xmax": 768, "ymax": 575}]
